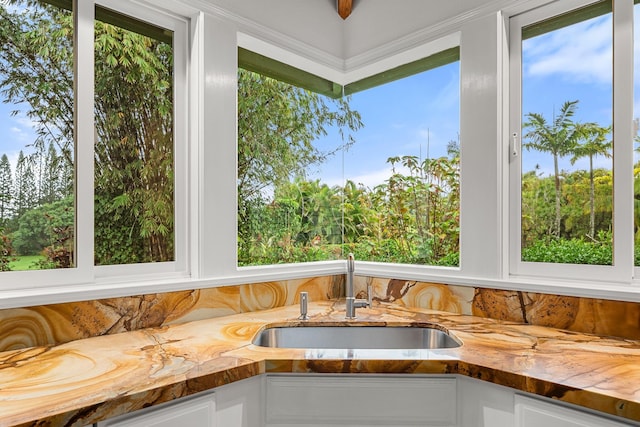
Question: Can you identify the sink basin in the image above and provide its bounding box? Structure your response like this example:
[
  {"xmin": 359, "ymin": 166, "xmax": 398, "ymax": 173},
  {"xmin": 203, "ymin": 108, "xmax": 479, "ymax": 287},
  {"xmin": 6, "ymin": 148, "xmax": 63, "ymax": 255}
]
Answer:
[{"xmin": 252, "ymin": 326, "xmax": 461, "ymax": 349}]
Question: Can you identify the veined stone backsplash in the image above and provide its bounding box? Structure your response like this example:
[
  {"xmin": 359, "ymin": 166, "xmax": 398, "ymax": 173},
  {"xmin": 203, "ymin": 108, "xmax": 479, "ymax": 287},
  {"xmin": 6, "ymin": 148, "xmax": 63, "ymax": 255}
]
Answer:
[
  {"xmin": 357, "ymin": 277, "xmax": 640, "ymax": 341},
  {"xmin": 0, "ymin": 277, "xmax": 343, "ymax": 352},
  {"xmin": 0, "ymin": 275, "xmax": 639, "ymax": 352}
]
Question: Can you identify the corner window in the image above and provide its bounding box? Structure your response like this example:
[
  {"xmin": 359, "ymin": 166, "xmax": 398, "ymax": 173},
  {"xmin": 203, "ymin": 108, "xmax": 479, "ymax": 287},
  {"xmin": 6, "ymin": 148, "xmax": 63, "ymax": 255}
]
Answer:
[{"xmin": 237, "ymin": 47, "xmax": 460, "ymax": 267}]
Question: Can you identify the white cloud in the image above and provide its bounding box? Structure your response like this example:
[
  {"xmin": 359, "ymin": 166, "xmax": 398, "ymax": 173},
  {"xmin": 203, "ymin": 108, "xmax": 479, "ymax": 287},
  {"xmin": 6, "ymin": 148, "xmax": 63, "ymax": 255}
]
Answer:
[
  {"xmin": 524, "ymin": 14, "xmax": 612, "ymax": 85},
  {"xmin": 14, "ymin": 115, "xmax": 37, "ymax": 130},
  {"xmin": 4, "ymin": 112, "xmax": 37, "ymax": 145}
]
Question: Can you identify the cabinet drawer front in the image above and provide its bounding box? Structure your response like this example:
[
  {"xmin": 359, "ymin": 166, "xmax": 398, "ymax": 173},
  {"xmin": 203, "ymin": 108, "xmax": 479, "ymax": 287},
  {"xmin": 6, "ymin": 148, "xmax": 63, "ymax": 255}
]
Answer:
[{"xmin": 266, "ymin": 375, "xmax": 457, "ymax": 426}]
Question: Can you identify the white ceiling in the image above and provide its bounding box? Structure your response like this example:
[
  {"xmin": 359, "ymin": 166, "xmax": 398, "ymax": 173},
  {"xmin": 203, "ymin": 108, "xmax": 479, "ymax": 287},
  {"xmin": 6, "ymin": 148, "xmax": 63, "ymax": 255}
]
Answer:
[{"xmin": 207, "ymin": 0, "xmax": 503, "ymax": 60}]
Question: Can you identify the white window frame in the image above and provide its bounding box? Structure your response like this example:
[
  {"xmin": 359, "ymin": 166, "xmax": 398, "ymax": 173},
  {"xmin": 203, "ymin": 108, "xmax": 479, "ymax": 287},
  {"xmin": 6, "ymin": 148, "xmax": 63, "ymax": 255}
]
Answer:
[
  {"xmin": 93, "ymin": 0, "xmax": 189, "ymax": 282},
  {"xmin": 234, "ymin": 32, "xmax": 466, "ymax": 283},
  {"xmin": 0, "ymin": 0, "xmax": 190, "ymax": 290},
  {"xmin": 508, "ymin": 0, "xmax": 635, "ymax": 284}
]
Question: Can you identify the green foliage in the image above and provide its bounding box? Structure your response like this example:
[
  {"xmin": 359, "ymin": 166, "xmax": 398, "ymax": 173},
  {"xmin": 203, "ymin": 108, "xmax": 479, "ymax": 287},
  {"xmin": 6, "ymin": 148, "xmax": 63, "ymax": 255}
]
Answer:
[
  {"xmin": 239, "ymin": 153, "xmax": 461, "ymax": 267},
  {"xmin": 0, "ymin": 154, "xmax": 12, "ymax": 223},
  {"xmin": 523, "ymin": 100, "xmax": 582, "ymax": 237},
  {"xmin": 94, "ymin": 19, "xmax": 175, "ymax": 264},
  {"xmin": 522, "ymin": 231, "xmax": 612, "ymax": 265},
  {"xmin": 11, "ymin": 196, "xmax": 73, "ymax": 257},
  {"xmin": 0, "ymin": 227, "xmax": 14, "ymax": 271},
  {"xmin": 0, "ymin": 1, "xmax": 74, "ymax": 161},
  {"xmin": 237, "ymin": 69, "xmax": 363, "ymax": 263}
]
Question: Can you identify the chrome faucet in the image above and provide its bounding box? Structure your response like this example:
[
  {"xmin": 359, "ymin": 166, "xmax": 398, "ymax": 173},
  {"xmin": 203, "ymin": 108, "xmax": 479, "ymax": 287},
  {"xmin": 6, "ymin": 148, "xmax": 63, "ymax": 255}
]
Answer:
[
  {"xmin": 345, "ymin": 253, "xmax": 371, "ymax": 319},
  {"xmin": 298, "ymin": 291, "xmax": 309, "ymax": 320}
]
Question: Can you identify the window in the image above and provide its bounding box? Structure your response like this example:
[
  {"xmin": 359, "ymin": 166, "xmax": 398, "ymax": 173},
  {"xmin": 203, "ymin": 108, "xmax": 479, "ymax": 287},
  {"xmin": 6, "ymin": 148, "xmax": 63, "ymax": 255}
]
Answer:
[
  {"xmin": 236, "ymin": 50, "xmax": 358, "ymax": 266},
  {"xmin": 341, "ymin": 51, "xmax": 460, "ymax": 267},
  {"xmin": 0, "ymin": 0, "xmax": 187, "ymax": 288},
  {"xmin": 237, "ymin": 47, "xmax": 460, "ymax": 267},
  {"xmin": 94, "ymin": 6, "xmax": 176, "ymax": 266},
  {"xmin": 510, "ymin": 0, "xmax": 635, "ymax": 282}
]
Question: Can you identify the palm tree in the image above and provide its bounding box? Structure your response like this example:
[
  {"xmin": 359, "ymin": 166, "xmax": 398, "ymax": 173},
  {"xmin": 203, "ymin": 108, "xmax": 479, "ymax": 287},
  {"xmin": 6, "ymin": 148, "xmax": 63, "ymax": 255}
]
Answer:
[
  {"xmin": 523, "ymin": 100, "xmax": 581, "ymax": 238},
  {"xmin": 570, "ymin": 123, "xmax": 612, "ymax": 239}
]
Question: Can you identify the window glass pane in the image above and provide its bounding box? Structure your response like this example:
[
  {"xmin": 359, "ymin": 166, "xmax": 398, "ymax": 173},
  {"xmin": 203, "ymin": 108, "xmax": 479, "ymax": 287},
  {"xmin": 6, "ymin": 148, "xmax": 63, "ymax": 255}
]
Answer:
[
  {"xmin": 237, "ymin": 68, "xmax": 360, "ymax": 266},
  {"xmin": 0, "ymin": 0, "xmax": 75, "ymax": 271},
  {"xmin": 520, "ymin": 1, "xmax": 613, "ymax": 265},
  {"xmin": 237, "ymin": 52, "xmax": 459, "ymax": 267},
  {"xmin": 94, "ymin": 7, "xmax": 174, "ymax": 265},
  {"xmin": 342, "ymin": 61, "xmax": 460, "ymax": 266}
]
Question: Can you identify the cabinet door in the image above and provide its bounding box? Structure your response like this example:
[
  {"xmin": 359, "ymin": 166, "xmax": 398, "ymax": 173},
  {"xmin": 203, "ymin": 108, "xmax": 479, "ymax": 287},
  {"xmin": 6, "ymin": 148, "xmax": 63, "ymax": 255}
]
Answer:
[
  {"xmin": 515, "ymin": 395, "xmax": 630, "ymax": 427},
  {"xmin": 458, "ymin": 377, "xmax": 515, "ymax": 427},
  {"xmin": 97, "ymin": 392, "xmax": 215, "ymax": 427},
  {"xmin": 215, "ymin": 376, "xmax": 264, "ymax": 427},
  {"xmin": 265, "ymin": 374, "xmax": 457, "ymax": 427}
]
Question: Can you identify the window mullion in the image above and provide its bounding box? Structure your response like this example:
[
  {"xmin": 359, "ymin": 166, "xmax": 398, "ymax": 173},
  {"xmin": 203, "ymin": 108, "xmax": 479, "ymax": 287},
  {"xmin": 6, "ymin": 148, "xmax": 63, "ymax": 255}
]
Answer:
[
  {"xmin": 614, "ymin": 0, "xmax": 635, "ymax": 279},
  {"xmin": 74, "ymin": 0, "xmax": 95, "ymax": 280}
]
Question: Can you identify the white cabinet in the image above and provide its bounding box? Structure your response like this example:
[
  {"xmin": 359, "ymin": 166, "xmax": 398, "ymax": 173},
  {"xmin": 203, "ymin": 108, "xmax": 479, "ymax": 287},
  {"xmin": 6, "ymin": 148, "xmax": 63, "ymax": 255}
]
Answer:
[
  {"xmin": 96, "ymin": 374, "xmax": 638, "ymax": 427},
  {"xmin": 265, "ymin": 374, "xmax": 457, "ymax": 427},
  {"xmin": 215, "ymin": 375, "xmax": 264, "ymax": 427},
  {"xmin": 97, "ymin": 376, "xmax": 263, "ymax": 427},
  {"xmin": 458, "ymin": 377, "xmax": 515, "ymax": 427},
  {"xmin": 97, "ymin": 392, "xmax": 216, "ymax": 427},
  {"xmin": 515, "ymin": 395, "xmax": 631, "ymax": 427}
]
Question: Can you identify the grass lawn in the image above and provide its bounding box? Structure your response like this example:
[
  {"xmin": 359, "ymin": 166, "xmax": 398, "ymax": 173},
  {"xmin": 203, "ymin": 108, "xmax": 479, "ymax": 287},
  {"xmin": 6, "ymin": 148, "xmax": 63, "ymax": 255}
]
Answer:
[{"xmin": 9, "ymin": 255, "xmax": 45, "ymax": 271}]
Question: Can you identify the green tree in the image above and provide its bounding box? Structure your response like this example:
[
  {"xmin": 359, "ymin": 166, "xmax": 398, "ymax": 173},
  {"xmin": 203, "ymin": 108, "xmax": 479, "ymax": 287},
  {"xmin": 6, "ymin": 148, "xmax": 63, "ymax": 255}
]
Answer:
[
  {"xmin": 570, "ymin": 123, "xmax": 612, "ymax": 239},
  {"xmin": 237, "ymin": 69, "xmax": 362, "ymax": 263},
  {"xmin": 521, "ymin": 168, "xmax": 556, "ymax": 244},
  {"xmin": 523, "ymin": 100, "xmax": 581, "ymax": 237},
  {"xmin": 13, "ymin": 150, "xmax": 37, "ymax": 217},
  {"xmin": 0, "ymin": 227, "xmax": 14, "ymax": 271},
  {"xmin": 0, "ymin": 2, "xmax": 176, "ymax": 265},
  {"xmin": 94, "ymin": 18, "xmax": 175, "ymax": 263},
  {"xmin": 0, "ymin": 154, "xmax": 13, "ymax": 222},
  {"xmin": 40, "ymin": 142, "xmax": 62, "ymax": 204},
  {"xmin": 11, "ymin": 196, "xmax": 73, "ymax": 256},
  {"xmin": 0, "ymin": 2, "xmax": 74, "ymax": 165}
]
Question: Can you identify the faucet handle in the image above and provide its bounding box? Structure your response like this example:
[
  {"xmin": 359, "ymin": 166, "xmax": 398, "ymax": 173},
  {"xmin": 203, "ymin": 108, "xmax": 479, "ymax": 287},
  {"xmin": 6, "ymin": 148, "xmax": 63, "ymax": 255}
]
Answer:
[{"xmin": 298, "ymin": 292, "xmax": 309, "ymax": 320}]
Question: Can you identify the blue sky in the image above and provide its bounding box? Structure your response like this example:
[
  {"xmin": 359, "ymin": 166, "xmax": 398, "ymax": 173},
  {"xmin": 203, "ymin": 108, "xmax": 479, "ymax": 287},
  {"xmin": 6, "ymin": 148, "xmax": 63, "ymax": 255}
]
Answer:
[
  {"xmin": 309, "ymin": 62, "xmax": 460, "ymax": 189},
  {"xmin": 0, "ymin": 105, "xmax": 37, "ymax": 169},
  {"xmin": 521, "ymin": 9, "xmax": 615, "ymax": 175}
]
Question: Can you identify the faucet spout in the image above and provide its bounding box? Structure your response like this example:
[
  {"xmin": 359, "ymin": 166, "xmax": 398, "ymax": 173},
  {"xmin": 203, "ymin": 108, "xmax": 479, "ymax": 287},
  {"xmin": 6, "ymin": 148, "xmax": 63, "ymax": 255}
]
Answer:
[{"xmin": 345, "ymin": 253, "xmax": 370, "ymax": 319}]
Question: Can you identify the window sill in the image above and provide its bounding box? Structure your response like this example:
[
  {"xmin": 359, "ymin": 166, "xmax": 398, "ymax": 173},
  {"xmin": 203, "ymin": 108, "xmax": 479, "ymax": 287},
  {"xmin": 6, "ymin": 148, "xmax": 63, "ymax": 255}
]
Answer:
[{"xmin": 1, "ymin": 262, "xmax": 639, "ymax": 310}]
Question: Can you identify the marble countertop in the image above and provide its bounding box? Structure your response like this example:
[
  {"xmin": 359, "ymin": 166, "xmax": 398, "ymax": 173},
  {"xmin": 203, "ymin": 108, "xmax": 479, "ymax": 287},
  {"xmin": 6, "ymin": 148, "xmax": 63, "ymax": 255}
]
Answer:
[{"xmin": 1, "ymin": 300, "xmax": 640, "ymax": 426}]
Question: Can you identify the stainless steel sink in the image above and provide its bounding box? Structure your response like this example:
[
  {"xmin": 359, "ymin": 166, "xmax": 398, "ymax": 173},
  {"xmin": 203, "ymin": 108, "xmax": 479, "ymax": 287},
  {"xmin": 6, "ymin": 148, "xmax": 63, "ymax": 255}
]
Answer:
[{"xmin": 252, "ymin": 326, "xmax": 461, "ymax": 349}]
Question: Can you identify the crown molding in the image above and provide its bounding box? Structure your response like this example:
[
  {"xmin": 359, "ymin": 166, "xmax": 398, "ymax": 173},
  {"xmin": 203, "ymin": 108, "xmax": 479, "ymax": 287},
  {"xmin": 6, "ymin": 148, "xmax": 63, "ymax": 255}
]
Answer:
[
  {"xmin": 183, "ymin": 0, "xmax": 345, "ymax": 78},
  {"xmin": 172, "ymin": 0, "xmax": 557, "ymax": 86}
]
